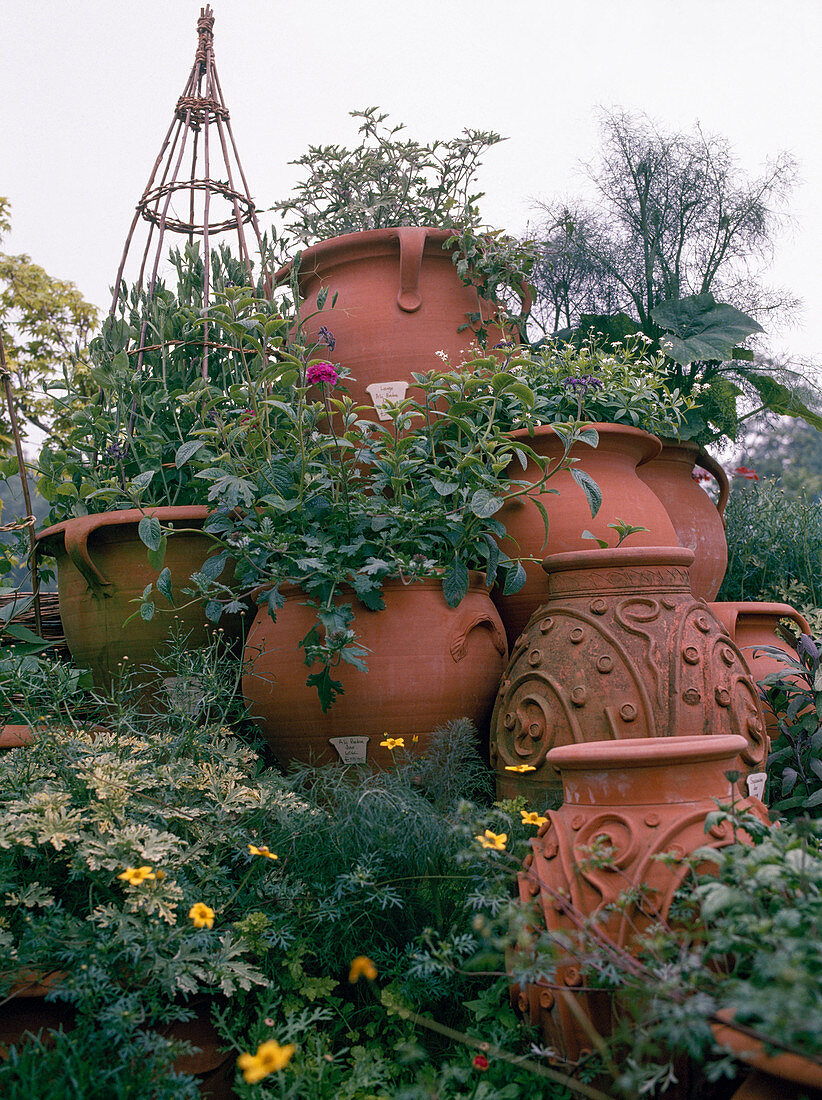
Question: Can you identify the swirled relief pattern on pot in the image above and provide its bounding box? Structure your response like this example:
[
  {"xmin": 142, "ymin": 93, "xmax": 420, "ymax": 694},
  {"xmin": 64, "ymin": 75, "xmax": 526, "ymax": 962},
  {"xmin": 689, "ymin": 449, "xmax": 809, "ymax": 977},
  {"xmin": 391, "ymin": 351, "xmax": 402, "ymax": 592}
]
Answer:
[{"xmin": 490, "ymin": 595, "xmax": 767, "ymax": 786}]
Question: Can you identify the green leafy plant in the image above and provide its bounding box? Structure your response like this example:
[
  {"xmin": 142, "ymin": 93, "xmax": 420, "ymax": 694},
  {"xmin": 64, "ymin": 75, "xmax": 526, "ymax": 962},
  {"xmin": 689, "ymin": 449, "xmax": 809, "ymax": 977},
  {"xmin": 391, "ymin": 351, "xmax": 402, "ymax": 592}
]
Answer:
[
  {"xmin": 35, "ymin": 245, "xmax": 285, "ymax": 522},
  {"xmin": 717, "ymin": 477, "xmax": 822, "ymax": 619},
  {"xmin": 142, "ymin": 299, "xmax": 595, "ymax": 708},
  {"xmin": 273, "ymin": 107, "xmax": 504, "ymax": 242},
  {"xmin": 755, "ymin": 632, "xmax": 822, "ymax": 818},
  {"xmin": 499, "ymin": 335, "xmax": 696, "ymax": 436}
]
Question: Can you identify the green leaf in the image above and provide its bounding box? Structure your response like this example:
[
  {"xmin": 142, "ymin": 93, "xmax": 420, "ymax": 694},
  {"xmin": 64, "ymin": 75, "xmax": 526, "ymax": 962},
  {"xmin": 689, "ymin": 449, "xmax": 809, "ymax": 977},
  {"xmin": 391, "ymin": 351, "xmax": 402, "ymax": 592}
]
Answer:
[
  {"xmin": 431, "ymin": 478, "xmax": 458, "ymax": 496},
  {"xmin": 140, "ymin": 601, "xmax": 156, "ymax": 621},
  {"xmin": 138, "ymin": 515, "xmax": 162, "ymax": 552},
  {"xmin": 745, "ymin": 372, "xmax": 822, "ymax": 431},
  {"xmin": 652, "ymin": 293, "xmax": 763, "ymax": 365},
  {"xmin": 156, "ymin": 567, "xmax": 174, "ymax": 604},
  {"xmin": 175, "ymin": 439, "xmax": 205, "ymax": 467},
  {"xmin": 470, "ymin": 488, "xmax": 503, "ymax": 518},
  {"xmin": 570, "ymin": 468, "xmax": 602, "ymax": 518},
  {"xmin": 442, "ymin": 558, "xmax": 470, "ymax": 608},
  {"xmin": 130, "ymin": 470, "xmax": 156, "ymax": 492},
  {"xmin": 147, "ymin": 535, "xmax": 167, "ymax": 572},
  {"xmin": 502, "ymin": 560, "xmax": 527, "ymax": 595},
  {"xmin": 582, "ymin": 530, "xmax": 609, "ymax": 549}
]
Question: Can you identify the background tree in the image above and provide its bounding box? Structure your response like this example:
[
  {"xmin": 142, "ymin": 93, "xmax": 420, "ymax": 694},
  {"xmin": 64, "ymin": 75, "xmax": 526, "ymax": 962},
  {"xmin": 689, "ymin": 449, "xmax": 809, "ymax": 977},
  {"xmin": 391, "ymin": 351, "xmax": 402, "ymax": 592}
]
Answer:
[
  {"xmin": 531, "ymin": 109, "xmax": 799, "ymax": 337},
  {"xmin": 0, "ymin": 196, "xmax": 98, "ymax": 444}
]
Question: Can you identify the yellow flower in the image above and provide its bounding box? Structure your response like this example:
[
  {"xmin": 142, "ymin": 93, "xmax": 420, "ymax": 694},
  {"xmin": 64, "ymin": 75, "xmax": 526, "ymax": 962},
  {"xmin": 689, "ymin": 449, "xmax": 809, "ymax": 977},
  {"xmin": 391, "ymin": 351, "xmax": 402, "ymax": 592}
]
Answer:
[
  {"xmin": 248, "ymin": 844, "xmax": 279, "ymax": 860},
  {"xmin": 348, "ymin": 955, "xmax": 378, "ymax": 983},
  {"xmin": 412, "ymin": 735, "xmax": 419, "ymax": 743},
  {"xmin": 521, "ymin": 810, "xmax": 548, "ymax": 827},
  {"xmin": 189, "ymin": 902, "xmax": 215, "ymax": 929},
  {"xmin": 504, "ymin": 764, "xmax": 537, "ymax": 773},
  {"xmin": 379, "ymin": 737, "xmax": 405, "ymax": 750},
  {"xmin": 117, "ymin": 866, "xmax": 156, "ymax": 885},
  {"xmin": 237, "ymin": 1039, "xmax": 296, "ymax": 1083},
  {"xmin": 476, "ymin": 830, "xmax": 507, "ymax": 851}
]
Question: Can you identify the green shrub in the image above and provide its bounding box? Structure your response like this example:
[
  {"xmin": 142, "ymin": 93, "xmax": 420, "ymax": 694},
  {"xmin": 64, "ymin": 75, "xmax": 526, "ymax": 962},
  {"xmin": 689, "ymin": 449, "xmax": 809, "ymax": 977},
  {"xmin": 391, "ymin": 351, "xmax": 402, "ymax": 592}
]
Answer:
[{"xmin": 717, "ymin": 478, "xmax": 822, "ymax": 628}]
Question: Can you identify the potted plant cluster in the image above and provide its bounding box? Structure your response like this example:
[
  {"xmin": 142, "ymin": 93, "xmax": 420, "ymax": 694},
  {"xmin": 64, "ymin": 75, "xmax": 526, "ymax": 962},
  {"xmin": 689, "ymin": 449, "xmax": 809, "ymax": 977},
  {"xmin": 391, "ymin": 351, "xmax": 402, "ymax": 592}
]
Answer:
[
  {"xmin": 270, "ymin": 107, "xmax": 536, "ymax": 415},
  {"xmin": 137, "ymin": 286, "xmax": 599, "ymax": 768},
  {"xmin": 32, "ymin": 246, "xmax": 280, "ymax": 692}
]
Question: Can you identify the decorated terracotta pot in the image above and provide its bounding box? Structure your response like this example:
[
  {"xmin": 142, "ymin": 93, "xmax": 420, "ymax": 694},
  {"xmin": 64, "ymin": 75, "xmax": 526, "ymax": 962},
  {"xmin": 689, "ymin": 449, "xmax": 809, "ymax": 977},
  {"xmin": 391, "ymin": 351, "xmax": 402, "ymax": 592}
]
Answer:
[
  {"xmin": 638, "ymin": 439, "xmax": 730, "ymax": 601},
  {"xmin": 511, "ymin": 734, "xmax": 769, "ymax": 1063},
  {"xmin": 275, "ymin": 227, "xmax": 527, "ymax": 418},
  {"xmin": 35, "ymin": 507, "xmax": 243, "ymax": 694},
  {"xmin": 490, "ymin": 547, "xmax": 768, "ymax": 801},
  {"xmin": 241, "ymin": 573, "xmax": 508, "ymax": 770},
  {"xmin": 493, "ymin": 424, "xmax": 678, "ymax": 647},
  {"xmin": 710, "ymin": 601, "xmax": 811, "ymax": 739}
]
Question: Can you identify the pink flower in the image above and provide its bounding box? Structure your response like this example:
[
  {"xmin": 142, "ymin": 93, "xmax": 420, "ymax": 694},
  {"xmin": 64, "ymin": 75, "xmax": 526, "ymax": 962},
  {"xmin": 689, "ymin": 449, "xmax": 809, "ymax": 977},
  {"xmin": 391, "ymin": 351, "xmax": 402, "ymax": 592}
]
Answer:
[
  {"xmin": 306, "ymin": 361, "xmax": 339, "ymax": 387},
  {"xmin": 472, "ymin": 1054, "xmax": 489, "ymax": 1071},
  {"xmin": 732, "ymin": 465, "xmax": 759, "ymax": 481}
]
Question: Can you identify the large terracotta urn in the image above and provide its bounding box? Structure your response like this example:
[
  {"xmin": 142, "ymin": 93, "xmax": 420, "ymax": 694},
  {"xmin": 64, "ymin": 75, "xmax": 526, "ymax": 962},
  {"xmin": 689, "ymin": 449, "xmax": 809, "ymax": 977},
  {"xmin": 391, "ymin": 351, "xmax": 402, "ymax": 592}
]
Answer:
[
  {"xmin": 511, "ymin": 734, "xmax": 769, "ymax": 1063},
  {"xmin": 638, "ymin": 439, "xmax": 730, "ymax": 600},
  {"xmin": 241, "ymin": 573, "xmax": 508, "ymax": 770},
  {"xmin": 493, "ymin": 424, "xmax": 678, "ymax": 647},
  {"xmin": 710, "ymin": 602, "xmax": 811, "ymax": 740},
  {"xmin": 35, "ymin": 507, "xmax": 242, "ymax": 693},
  {"xmin": 490, "ymin": 547, "xmax": 768, "ymax": 802},
  {"xmin": 275, "ymin": 227, "xmax": 525, "ymax": 417}
]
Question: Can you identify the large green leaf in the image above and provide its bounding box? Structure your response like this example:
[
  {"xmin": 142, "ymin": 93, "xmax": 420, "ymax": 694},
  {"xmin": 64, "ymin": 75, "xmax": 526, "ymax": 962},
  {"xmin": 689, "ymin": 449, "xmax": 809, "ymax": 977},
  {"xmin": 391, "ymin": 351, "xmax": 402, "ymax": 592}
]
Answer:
[
  {"xmin": 652, "ymin": 293, "xmax": 763, "ymax": 365},
  {"xmin": 745, "ymin": 372, "xmax": 822, "ymax": 431}
]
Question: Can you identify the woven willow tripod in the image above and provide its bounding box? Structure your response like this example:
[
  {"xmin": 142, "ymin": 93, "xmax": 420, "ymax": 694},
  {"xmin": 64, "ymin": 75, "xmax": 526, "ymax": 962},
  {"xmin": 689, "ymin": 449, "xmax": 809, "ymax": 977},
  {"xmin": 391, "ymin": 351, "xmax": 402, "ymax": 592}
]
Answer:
[{"xmin": 110, "ymin": 5, "xmax": 268, "ymax": 376}]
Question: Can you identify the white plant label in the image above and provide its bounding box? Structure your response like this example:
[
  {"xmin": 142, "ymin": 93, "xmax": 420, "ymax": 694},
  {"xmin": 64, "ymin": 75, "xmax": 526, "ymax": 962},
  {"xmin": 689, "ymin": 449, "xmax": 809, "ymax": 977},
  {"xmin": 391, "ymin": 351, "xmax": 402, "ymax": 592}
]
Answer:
[
  {"xmin": 329, "ymin": 736, "xmax": 370, "ymax": 764},
  {"xmin": 746, "ymin": 772, "xmax": 767, "ymax": 801},
  {"xmin": 365, "ymin": 381, "xmax": 409, "ymax": 421}
]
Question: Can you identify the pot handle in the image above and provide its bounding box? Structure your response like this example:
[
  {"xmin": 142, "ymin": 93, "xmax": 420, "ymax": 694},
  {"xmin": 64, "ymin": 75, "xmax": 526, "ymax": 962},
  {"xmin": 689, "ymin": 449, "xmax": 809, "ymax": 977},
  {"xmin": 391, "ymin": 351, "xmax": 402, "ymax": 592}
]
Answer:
[
  {"xmin": 450, "ymin": 609, "xmax": 508, "ymax": 664},
  {"xmin": 396, "ymin": 227, "xmax": 428, "ymax": 313},
  {"xmin": 696, "ymin": 449, "xmax": 730, "ymax": 519},
  {"xmin": 62, "ymin": 514, "xmax": 113, "ymax": 589}
]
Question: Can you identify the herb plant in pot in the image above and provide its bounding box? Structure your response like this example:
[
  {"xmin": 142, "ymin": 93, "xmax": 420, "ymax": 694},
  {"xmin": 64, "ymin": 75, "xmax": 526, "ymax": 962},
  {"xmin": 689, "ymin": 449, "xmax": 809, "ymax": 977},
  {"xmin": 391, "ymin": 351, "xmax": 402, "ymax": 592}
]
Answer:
[
  {"xmin": 33, "ymin": 250, "xmax": 277, "ymax": 693},
  {"xmin": 490, "ymin": 337, "xmax": 696, "ymax": 644},
  {"xmin": 272, "ymin": 108, "xmax": 535, "ymax": 417},
  {"xmin": 171, "ymin": 329, "xmax": 587, "ymax": 770}
]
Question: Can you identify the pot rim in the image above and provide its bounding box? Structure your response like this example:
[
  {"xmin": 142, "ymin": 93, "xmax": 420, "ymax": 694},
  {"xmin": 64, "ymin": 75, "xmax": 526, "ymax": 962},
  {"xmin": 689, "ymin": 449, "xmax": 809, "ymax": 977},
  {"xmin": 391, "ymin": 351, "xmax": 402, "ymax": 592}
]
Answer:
[
  {"xmin": 542, "ymin": 545, "xmax": 694, "ymax": 575},
  {"xmin": 709, "ymin": 600, "xmax": 810, "ymax": 621},
  {"xmin": 274, "ymin": 226, "xmax": 456, "ymax": 284},
  {"xmin": 36, "ymin": 506, "xmax": 213, "ymax": 551},
  {"xmin": 507, "ymin": 422, "xmax": 663, "ymax": 465},
  {"xmin": 547, "ymin": 734, "xmax": 748, "ymax": 773}
]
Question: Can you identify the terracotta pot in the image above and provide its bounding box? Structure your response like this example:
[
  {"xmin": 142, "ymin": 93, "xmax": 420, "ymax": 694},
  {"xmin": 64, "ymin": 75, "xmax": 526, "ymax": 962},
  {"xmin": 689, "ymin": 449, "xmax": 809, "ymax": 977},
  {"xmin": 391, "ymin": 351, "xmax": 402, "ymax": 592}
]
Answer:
[
  {"xmin": 638, "ymin": 439, "xmax": 730, "ymax": 600},
  {"xmin": 511, "ymin": 734, "xmax": 769, "ymax": 1063},
  {"xmin": 241, "ymin": 574, "xmax": 508, "ymax": 769},
  {"xmin": 490, "ymin": 547, "xmax": 768, "ymax": 801},
  {"xmin": 709, "ymin": 602, "xmax": 811, "ymax": 744},
  {"xmin": 712, "ymin": 1011, "xmax": 822, "ymax": 1098},
  {"xmin": 0, "ymin": 725, "xmax": 34, "ymax": 750},
  {"xmin": 275, "ymin": 227, "xmax": 527, "ymax": 417},
  {"xmin": 35, "ymin": 507, "xmax": 243, "ymax": 694},
  {"xmin": 493, "ymin": 424, "xmax": 678, "ymax": 647},
  {"xmin": 0, "ymin": 973, "xmax": 234, "ymax": 1097}
]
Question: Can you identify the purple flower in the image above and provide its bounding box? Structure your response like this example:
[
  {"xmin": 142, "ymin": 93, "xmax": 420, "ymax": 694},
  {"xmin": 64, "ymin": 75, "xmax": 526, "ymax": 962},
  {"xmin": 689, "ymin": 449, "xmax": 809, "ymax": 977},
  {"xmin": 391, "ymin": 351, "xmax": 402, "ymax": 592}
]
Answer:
[
  {"xmin": 105, "ymin": 442, "xmax": 126, "ymax": 460},
  {"xmin": 317, "ymin": 325, "xmax": 336, "ymax": 353},
  {"xmin": 306, "ymin": 361, "xmax": 339, "ymax": 387},
  {"xmin": 798, "ymin": 634, "xmax": 819, "ymax": 662},
  {"xmin": 562, "ymin": 375, "xmax": 604, "ymax": 395}
]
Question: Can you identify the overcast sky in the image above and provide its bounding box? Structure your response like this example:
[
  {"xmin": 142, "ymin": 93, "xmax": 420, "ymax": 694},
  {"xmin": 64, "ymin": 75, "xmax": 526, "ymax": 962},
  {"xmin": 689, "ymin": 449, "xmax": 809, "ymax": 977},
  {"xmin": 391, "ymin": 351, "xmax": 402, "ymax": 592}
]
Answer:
[{"xmin": 2, "ymin": 0, "xmax": 821, "ymax": 368}]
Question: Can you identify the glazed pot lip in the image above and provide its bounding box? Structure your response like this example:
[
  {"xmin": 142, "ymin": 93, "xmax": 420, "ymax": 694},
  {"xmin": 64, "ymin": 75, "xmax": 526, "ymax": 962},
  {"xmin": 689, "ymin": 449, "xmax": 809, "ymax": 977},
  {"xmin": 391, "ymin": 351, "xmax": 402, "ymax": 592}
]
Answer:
[
  {"xmin": 274, "ymin": 226, "xmax": 456, "ymax": 284},
  {"xmin": 542, "ymin": 545, "xmax": 694, "ymax": 576},
  {"xmin": 36, "ymin": 506, "xmax": 213, "ymax": 550},
  {"xmin": 547, "ymin": 734, "xmax": 748, "ymax": 773},
  {"xmin": 507, "ymin": 422, "xmax": 663, "ymax": 465}
]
